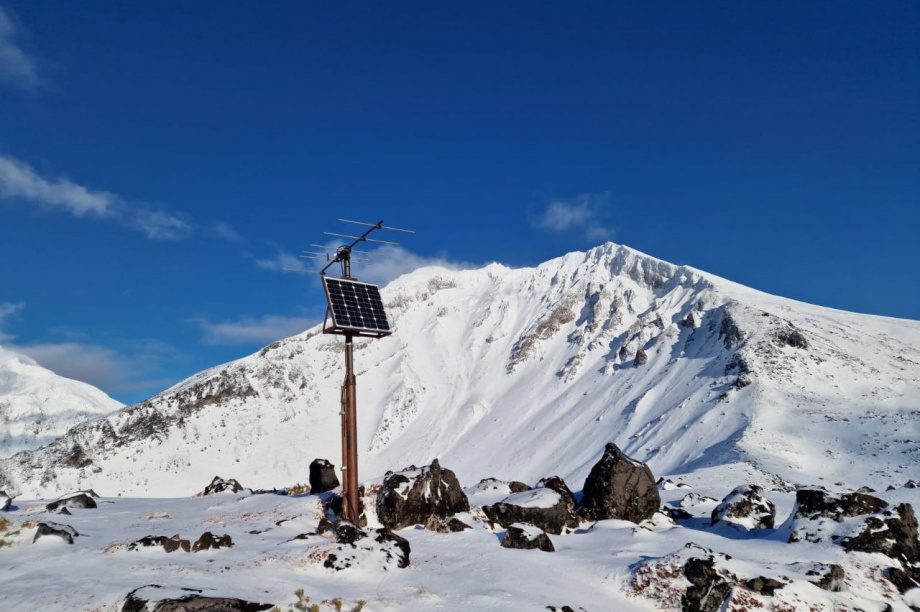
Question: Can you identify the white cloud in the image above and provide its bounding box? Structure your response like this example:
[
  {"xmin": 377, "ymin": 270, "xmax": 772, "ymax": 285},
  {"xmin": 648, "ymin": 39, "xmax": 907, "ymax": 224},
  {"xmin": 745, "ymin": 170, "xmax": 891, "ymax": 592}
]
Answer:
[
  {"xmin": 0, "ymin": 153, "xmax": 194, "ymax": 240},
  {"xmin": 0, "ymin": 7, "xmax": 39, "ymax": 89},
  {"xmin": 131, "ymin": 208, "xmax": 192, "ymax": 240},
  {"xmin": 0, "ymin": 300, "xmax": 23, "ymax": 342},
  {"xmin": 213, "ymin": 221, "xmax": 242, "ymax": 242},
  {"xmin": 254, "ymin": 244, "xmax": 476, "ymax": 287},
  {"xmin": 0, "ymin": 155, "xmax": 115, "ymax": 216},
  {"xmin": 193, "ymin": 314, "xmax": 316, "ymax": 345},
  {"xmin": 0, "ymin": 303, "xmax": 177, "ymax": 396},
  {"xmin": 535, "ymin": 193, "xmax": 613, "ymax": 242}
]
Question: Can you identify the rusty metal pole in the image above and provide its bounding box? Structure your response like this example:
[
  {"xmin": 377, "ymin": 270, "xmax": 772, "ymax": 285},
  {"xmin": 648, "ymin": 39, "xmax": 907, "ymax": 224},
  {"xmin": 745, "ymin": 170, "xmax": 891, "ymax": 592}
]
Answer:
[{"xmin": 339, "ymin": 249, "xmax": 360, "ymax": 522}]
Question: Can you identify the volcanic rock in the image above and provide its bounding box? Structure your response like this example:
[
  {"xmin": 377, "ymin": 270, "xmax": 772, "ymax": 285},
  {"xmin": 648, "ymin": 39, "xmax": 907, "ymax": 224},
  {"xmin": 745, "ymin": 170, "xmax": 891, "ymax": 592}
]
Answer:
[
  {"xmin": 199, "ymin": 476, "xmax": 246, "ymax": 496},
  {"xmin": 789, "ymin": 489, "xmax": 888, "ymax": 543},
  {"xmin": 121, "ymin": 585, "xmax": 273, "ymax": 612},
  {"xmin": 192, "ymin": 532, "xmax": 234, "ymax": 552},
  {"xmin": 682, "ymin": 556, "xmax": 735, "ymax": 612},
  {"xmin": 842, "ymin": 503, "xmax": 919, "ymax": 566},
  {"xmin": 33, "ymin": 521, "xmax": 78, "ymax": 544},
  {"xmin": 501, "ymin": 522, "xmax": 554, "ymax": 552},
  {"xmin": 376, "ymin": 459, "xmax": 469, "ymax": 530},
  {"xmin": 482, "ymin": 487, "xmax": 578, "ymax": 535},
  {"xmin": 309, "ymin": 458, "xmax": 340, "ymax": 494},
  {"xmin": 578, "ymin": 443, "xmax": 660, "ymax": 523},
  {"xmin": 537, "ymin": 476, "xmax": 576, "ymax": 513},
  {"xmin": 46, "ymin": 492, "xmax": 97, "ymax": 512},
  {"xmin": 711, "ymin": 484, "xmax": 776, "ymax": 529},
  {"xmin": 129, "ymin": 534, "xmax": 191, "ymax": 553}
]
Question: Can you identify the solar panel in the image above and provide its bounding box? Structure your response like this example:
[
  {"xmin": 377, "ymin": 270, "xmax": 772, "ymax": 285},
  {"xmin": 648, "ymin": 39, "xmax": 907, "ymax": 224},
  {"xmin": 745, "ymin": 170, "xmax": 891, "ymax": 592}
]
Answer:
[{"xmin": 322, "ymin": 277, "xmax": 392, "ymax": 335}]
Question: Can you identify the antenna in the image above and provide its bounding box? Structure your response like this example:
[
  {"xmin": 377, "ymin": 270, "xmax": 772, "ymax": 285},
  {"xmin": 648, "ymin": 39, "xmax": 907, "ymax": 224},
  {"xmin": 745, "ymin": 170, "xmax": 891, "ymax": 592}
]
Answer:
[{"xmin": 287, "ymin": 218, "xmax": 414, "ymax": 523}]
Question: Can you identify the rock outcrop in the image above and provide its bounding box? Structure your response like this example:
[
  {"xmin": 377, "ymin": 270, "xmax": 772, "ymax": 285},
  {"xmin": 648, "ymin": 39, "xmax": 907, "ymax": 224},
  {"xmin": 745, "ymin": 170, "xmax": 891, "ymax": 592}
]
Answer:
[
  {"xmin": 199, "ymin": 476, "xmax": 247, "ymax": 496},
  {"xmin": 842, "ymin": 502, "xmax": 919, "ymax": 566},
  {"xmin": 46, "ymin": 492, "xmax": 97, "ymax": 512},
  {"xmin": 482, "ymin": 487, "xmax": 577, "ymax": 535},
  {"xmin": 788, "ymin": 489, "xmax": 888, "ymax": 543},
  {"xmin": 33, "ymin": 521, "xmax": 78, "ymax": 544},
  {"xmin": 578, "ymin": 443, "xmax": 660, "ymax": 524},
  {"xmin": 710, "ymin": 484, "xmax": 776, "ymax": 529},
  {"xmin": 121, "ymin": 585, "xmax": 273, "ymax": 612},
  {"xmin": 501, "ymin": 522, "xmax": 554, "ymax": 552},
  {"xmin": 308, "ymin": 458, "xmax": 340, "ymax": 494},
  {"xmin": 375, "ymin": 459, "xmax": 469, "ymax": 530},
  {"xmin": 536, "ymin": 476, "xmax": 576, "ymax": 513}
]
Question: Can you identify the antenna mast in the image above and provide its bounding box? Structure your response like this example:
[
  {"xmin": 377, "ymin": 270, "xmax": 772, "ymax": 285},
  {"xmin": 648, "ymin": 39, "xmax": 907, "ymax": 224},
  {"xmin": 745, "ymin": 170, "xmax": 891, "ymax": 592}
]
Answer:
[{"xmin": 289, "ymin": 219, "xmax": 414, "ymax": 523}]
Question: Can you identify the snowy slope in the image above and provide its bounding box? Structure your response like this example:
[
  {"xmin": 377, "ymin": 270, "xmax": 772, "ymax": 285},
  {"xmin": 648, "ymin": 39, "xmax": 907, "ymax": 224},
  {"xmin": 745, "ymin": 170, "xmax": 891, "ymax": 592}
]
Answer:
[
  {"xmin": 1, "ymin": 242, "xmax": 918, "ymax": 497},
  {"xmin": 0, "ymin": 346, "xmax": 122, "ymax": 459}
]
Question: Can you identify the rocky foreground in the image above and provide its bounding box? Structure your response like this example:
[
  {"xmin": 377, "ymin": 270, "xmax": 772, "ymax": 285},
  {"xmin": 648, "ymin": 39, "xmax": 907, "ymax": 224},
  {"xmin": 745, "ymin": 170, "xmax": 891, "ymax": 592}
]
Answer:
[{"xmin": 1, "ymin": 444, "xmax": 918, "ymax": 611}]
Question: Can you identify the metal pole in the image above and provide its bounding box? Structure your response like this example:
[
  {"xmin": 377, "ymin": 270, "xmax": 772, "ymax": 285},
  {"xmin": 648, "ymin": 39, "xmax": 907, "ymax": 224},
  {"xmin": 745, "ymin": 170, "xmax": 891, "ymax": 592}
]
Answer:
[{"xmin": 339, "ymin": 249, "xmax": 360, "ymax": 523}]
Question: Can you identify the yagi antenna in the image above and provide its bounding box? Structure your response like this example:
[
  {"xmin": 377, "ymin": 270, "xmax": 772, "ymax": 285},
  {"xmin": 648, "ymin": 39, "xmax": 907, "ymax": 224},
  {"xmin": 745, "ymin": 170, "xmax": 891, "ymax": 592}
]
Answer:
[{"xmin": 285, "ymin": 217, "xmax": 414, "ymax": 524}]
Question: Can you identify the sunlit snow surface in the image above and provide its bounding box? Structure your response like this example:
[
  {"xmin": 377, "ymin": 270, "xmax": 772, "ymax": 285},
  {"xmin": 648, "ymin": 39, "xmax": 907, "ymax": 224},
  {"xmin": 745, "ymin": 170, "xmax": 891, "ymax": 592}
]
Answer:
[{"xmin": 1, "ymin": 474, "xmax": 917, "ymax": 611}]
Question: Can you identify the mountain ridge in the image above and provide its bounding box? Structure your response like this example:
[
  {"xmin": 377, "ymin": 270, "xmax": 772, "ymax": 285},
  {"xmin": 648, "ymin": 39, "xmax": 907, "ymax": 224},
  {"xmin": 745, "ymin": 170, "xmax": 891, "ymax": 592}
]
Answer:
[{"xmin": 2, "ymin": 242, "xmax": 917, "ymax": 498}]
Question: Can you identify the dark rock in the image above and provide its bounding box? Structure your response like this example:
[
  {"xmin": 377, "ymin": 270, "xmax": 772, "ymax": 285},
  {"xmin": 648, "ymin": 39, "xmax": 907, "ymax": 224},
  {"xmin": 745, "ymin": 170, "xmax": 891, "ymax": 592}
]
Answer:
[
  {"xmin": 424, "ymin": 516, "xmax": 471, "ymax": 533},
  {"xmin": 483, "ymin": 487, "xmax": 578, "ymax": 535},
  {"xmin": 192, "ymin": 532, "xmax": 234, "ymax": 552},
  {"xmin": 58, "ymin": 507, "xmax": 71, "ymax": 515},
  {"xmin": 121, "ymin": 585, "xmax": 273, "ymax": 612},
  {"xmin": 33, "ymin": 522, "xmax": 78, "ymax": 545},
  {"xmin": 888, "ymin": 566, "xmax": 920, "ymax": 594},
  {"xmin": 776, "ymin": 328, "xmax": 808, "ymax": 349},
  {"xmin": 907, "ymin": 480, "xmax": 919, "ymax": 489},
  {"xmin": 789, "ymin": 489, "xmax": 888, "ymax": 543},
  {"xmin": 331, "ymin": 521, "xmax": 366, "ymax": 545},
  {"xmin": 509, "ymin": 481, "xmax": 532, "ymax": 493},
  {"xmin": 719, "ymin": 310, "xmax": 744, "ymax": 349},
  {"xmin": 537, "ymin": 476, "xmax": 577, "ymax": 513},
  {"xmin": 843, "ymin": 503, "xmax": 919, "ymax": 566},
  {"xmin": 309, "ymin": 458, "xmax": 340, "ymax": 494},
  {"xmin": 661, "ymin": 505, "xmax": 693, "ymax": 521},
  {"xmin": 46, "ymin": 493, "xmax": 97, "ymax": 512},
  {"xmin": 129, "ymin": 534, "xmax": 191, "ymax": 553},
  {"xmin": 200, "ymin": 476, "xmax": 246, "ymax": 496},
  {"xmin": 633, "ymin": 348, "xmax": 648, "ymax": 366},
  {"xmin": 501, "ymin": 523, "xmax": 554, "ymax": 552},
  {"xmin": 810, "ymin": 564, "xmax": 846, "ymax": 592},
  {"xmin": 578, "ymin": 443, "xmax": 660, "ymax": 524},
  {"xmin": 375, "ymin": 528, "xmax": 411, "ymax": 568},
  {"xmin": 324, "ymin": 487, "xmax": 366, "ymax": 526},
  {"xmin": 376, "ymin": 459, "xmax": 469, "ymax": 530},
  {"xmin": 710, "ymin": 485, "xmax": 776, "ymax": 529},
  {"xmin": 854, "ymin": 486, "xmax": 876, "ymax": 493},
  {"xmin": 0, "ymin": 490, "xmax": 12, "ymax": 511},
  {"xmin": 745, "ymin": 576, "xmax": 786, "ymax": 596},
  {"xmin": 682, "ymin": 556, "xmax": 734, "ymax": 612}
]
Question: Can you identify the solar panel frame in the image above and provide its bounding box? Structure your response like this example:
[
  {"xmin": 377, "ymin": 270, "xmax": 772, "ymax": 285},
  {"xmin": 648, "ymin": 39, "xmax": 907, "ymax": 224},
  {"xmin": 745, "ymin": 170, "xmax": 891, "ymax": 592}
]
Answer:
[{"xmin": 322, "ymin": 277, "xmax": 393, "ymax": 336}]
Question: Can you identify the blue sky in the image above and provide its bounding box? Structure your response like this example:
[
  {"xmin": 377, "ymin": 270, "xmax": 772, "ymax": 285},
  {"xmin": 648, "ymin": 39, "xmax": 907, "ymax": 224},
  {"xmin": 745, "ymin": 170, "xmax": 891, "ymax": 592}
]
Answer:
[{"xmin": 0, "ymin": 2, "xmax": 917, "ymax": 404}]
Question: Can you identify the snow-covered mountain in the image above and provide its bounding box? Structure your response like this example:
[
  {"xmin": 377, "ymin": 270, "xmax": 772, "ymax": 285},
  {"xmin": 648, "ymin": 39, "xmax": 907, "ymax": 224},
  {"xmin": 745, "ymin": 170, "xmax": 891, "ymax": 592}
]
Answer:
[
  {"xmin": 1, "ymin": 242, "xmax": 918, "ymax": 497},
  {"xmin": 0, "ymin": 346, "xmax": 122, "ymax": 459}
]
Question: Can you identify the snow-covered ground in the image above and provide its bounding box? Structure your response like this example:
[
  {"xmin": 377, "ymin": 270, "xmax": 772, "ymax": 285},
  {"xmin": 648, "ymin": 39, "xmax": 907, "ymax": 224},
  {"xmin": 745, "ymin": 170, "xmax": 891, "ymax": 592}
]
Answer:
[
  {"xmin": 0, "ymin": 346, "xmax": 122, "ymax": 458},
  {"xmin": 1, "ymin": 469, "xmax": 917, "ymax": 611}
]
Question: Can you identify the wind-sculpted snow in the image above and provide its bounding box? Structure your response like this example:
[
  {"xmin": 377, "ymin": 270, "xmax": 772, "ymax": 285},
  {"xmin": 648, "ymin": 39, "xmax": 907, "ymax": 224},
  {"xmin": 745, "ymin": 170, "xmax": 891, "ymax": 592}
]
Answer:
[
  {"xmin": 0, "ymin": 346, "xmax": 121, "ymax": 458},
  {"xmin": 1, "ymin": 242, "xmax": 919, "ymax": 498}
]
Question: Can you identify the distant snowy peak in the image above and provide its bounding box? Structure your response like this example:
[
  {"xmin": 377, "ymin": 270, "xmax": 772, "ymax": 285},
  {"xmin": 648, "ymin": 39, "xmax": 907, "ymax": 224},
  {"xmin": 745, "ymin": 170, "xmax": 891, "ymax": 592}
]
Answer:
[
  {"xmin": 0, "ymin": 345, "xmax": 122, "ymax": 458},
  {"xmin": 1, "ymin": 241, "xmax": 918, "ymax": 498}
]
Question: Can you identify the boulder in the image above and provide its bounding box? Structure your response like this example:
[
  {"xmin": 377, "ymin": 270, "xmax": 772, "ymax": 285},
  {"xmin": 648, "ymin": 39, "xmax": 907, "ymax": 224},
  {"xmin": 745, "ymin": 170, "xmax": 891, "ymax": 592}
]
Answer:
[
  {"xmin": 192, "ymin": 532, "xmax": 234, "ymax": 552},
  {"xmin": 199, "ymin": 476, "xmax": 247, "ymax": 496},
  {"xmin": 682, "ymin": 556, "xmax": 735, "ymax": 612},
  {"xmin": 33, "ymin": 522, "xmax": 78, "ymax": 545},
  {"xmin": 376, "ymin": 459, "xmax": 469, "ymax": 530},
  {"xmin": 508, "ymin": 481, "xmax": 532, "ymax": 493},
  {"xmin": 424, "ymin": 516, "xmax": 471, "ymax": 533},
  {"xmin": 482, "ymin": 487, "xmax": 577, "ymax": 535},
  {"xmin": 121, "ymin": 585, "xmax": 273, "ymax": 612},
  {"xmin": 711, "ymin": 484, "xmax": 776, "ymax": 529},
  {"xmin": 789, "ymin": 489, "xmax": 888, "ymax": 543},
  {"xmin": 501, "ymin": 522, "xmax": 554, "ymax": 552},
  {"xmin": 309, "ymin": 458, "xmax": 340, "ymax": 494},
  {"xmin": 578, "ymin": 443, "xmax": 660, "ymax": 524},
  {"xmin": 536, "ymin": 476, "xmax": 576, "ymax": 512},
  {"xmin": 744, "ymin": 576, "xmax": 786, "ymax": 596},
  {"xmin": 321, "ymin": 524, "xmax": 411, "ymax": 570},
  {"xmin": 129, "ymin": 534, "xmax": 191, "ymax": 553},
  {"xmin": 888, "ymin": 566, "xmax": 920, "ymax": 594},
  {"xmin": 46, "ymin": 493, "xmax": 97, "ymax": 512},
  {"xmin": 842, "ymin": 503, "xmax": 919, "ymax": 566},
  {"xmin": 633, "ymin": 348, "xmax": 648, "ymax": 366},
  {"xmin": 0, "ymin": 490, "xmax": 12, "ymax": 511},
  {"xmin": 809, "ymin": 564, "xmax": 846, "ymax": 592}
]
